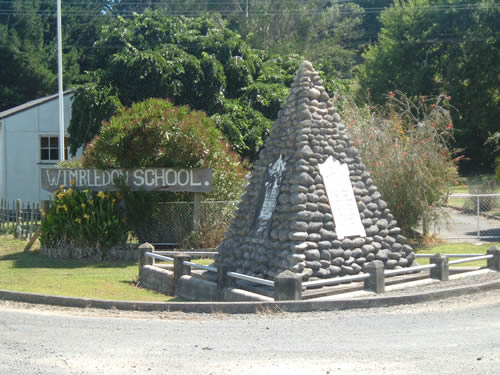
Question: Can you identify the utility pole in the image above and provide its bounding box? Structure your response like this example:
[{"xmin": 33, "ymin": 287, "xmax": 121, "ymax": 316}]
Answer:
[{"xmin": 57, "ymin": 0, "xmax": 65, "ymax": 161}]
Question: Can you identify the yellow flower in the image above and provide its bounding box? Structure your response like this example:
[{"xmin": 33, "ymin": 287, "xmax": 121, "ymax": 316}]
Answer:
[
  {"xmin": 63, "ymin": 205, "xmax": 68, "ymax": 212},
  {"xmin": 84, "ymin": 214, "xmax": 90, "ymax": 220},
  {"xmin": 83, "ymin": 189, "xmax": 89, "ymax": 194},
  {"xmin": 67, "ymin": 188, "xmax": 73, "ymax": 194},
  {"xmin": 75, "ymin": 218, "xmax": 82, "ymax": 224},
  {"xmin": 111, "ymin": 199, "xmax": 116, "ymax": 205},
  {"xmin": 81, "ymin": 203, "xmax": 87, "ymax": 209},
  {"xmin": 60, "ymin": 184, "xmax": 64, "ymax": 190},
  {"xmin": 71, "ymin": 179, "xmax": 76, "ymax": 186},
  {"xmin": 97, "ymin": 191, "xmax": 106, "ymax": 199}
]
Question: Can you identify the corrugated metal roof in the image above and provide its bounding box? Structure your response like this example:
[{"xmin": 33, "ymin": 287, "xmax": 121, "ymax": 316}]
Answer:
[{"xmin": 0, "ymin": 90, "xmax": 74, "ymax": 120}]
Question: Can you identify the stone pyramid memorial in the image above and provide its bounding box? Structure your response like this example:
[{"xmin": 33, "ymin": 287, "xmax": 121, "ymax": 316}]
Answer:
[{"xmin": 216, "ymin": 61, "xmax": 415, "ymax": 281}]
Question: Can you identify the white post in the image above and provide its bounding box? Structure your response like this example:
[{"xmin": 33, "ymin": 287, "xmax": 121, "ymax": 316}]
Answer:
[{"xmin": 57, "ymin": 0, "xmax": 65, "ymax": 161}]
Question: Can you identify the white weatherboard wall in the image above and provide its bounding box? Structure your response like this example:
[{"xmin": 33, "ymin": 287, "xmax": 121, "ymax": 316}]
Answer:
[{"xmin": 0, "ymin": 92, "xmax": 81, "ymax": 203}]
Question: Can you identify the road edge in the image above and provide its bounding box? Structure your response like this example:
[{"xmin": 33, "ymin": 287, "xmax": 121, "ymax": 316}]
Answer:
[{"xmin": 1, "ymin": 279, "xmax": 499, "ymax": 314}]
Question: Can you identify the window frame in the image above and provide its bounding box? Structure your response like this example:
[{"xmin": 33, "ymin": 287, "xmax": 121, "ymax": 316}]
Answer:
[{"xmin": 40, "ymin": 135, "xmax": 69, "ymax": 163}]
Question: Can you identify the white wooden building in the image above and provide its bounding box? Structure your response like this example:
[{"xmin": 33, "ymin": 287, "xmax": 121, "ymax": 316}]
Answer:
[{"xmin": 0, "ymin": 92, "xmax": 81, "ymax": 203}]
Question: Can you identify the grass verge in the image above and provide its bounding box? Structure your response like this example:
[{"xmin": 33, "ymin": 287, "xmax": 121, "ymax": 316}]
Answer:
[
  {"xmin": 1, "ymin": 235, "xmax": 498, "ymax": 300},
  {"xmin": 414, "ymin": 241, "xmax": 500, "ymax": 268},
  {"xmin": 0, "ymin": 235, "xmax": 176, "ymax": 302}
]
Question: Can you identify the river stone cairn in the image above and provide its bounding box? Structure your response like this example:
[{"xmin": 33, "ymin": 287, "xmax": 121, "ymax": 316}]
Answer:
[{"xmin": 216, "ymin": 61, "xmax": 415, "ymax": 281}]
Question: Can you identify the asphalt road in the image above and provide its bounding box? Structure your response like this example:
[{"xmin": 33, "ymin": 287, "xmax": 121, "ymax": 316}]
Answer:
[
  {"xmin": 433, "ymin": 208, "xmax": 500, "ymax": 241},
  {"xmin": 1, "ymin": 290, "xmax": 499, "ymax": 375}
]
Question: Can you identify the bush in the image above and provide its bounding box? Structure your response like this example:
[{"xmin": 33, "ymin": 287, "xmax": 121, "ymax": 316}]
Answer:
[
  {"xmin": 340, "ymin": 91, "xmax": 459, "ymax": 234},
  {"xmin": 40, "ymin": 187, "xmax": 128, "ymax": 257},
  {"xmin": 81, "ymin": 98, "xmax": 248, "ymax": 201},
  {"xmin": 81, "ymin": 98, "xmax": 248, "ymax": 243}
]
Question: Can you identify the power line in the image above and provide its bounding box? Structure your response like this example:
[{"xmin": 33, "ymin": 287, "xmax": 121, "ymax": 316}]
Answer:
[{"xmin": 0, "ymin": 1, "xmax": 498, "ymax": 15}]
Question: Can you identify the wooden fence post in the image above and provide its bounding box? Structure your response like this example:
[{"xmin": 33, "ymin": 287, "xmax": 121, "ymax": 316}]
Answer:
[{"xmin": 193, "ymin": 193, "xmax": 201, "ymax": 235}]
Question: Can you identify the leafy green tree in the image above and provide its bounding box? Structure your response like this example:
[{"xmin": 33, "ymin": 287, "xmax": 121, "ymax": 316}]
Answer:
[
  {"xmin": 69, "ymin": 11, "xmax": 340, "ymax": 161},
  {"xmin": 0, "ymin": 0, "xmax": 109, "ymax": 110},
  {"xmin": 0, "ymin": 0, "xmax": 57, "ymax": 110},
  {"xmin": 358, "ymin": 0, "xmax": 500, "ymax": 172},
  {"xmin": 233, "ymin": 0, "xmax": 365, "ymax": 76}
]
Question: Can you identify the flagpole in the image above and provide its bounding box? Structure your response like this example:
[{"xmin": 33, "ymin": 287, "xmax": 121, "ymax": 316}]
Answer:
[{"xmin": 57, "ymin": 0, "xmax": 65, "ymax": 161}]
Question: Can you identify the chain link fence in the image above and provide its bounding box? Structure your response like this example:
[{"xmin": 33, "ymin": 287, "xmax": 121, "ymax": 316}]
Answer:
[
  {"xmin": 436, "ymin": 193, "xmax": 500, "ymax": 240},
  {"xmin": 133, "ymin": 201, "xmax": 238, "ymax": 247}
]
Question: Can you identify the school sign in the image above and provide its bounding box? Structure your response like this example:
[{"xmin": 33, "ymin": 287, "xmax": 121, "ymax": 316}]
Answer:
[{"xmin": 41, "ymin": 168, "xmax": 213, "ymax": 193}]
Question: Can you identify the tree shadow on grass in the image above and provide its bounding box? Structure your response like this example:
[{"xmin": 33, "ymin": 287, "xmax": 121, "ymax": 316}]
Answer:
[
  {"xmin": 465, "ymin": 228, "xmax": 500, "ymax": 242},
  {"xmin": 0, "ymin": 250, "xmax": 137, "ymax": 269}
]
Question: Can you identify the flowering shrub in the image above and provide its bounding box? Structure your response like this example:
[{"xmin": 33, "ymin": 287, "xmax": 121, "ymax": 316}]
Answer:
[
  {"xmin": 340, "ymin": 91, "xmax": 459, "ymax": 234},
  {"xmin": 40, "ymin": 186, "xmax": 128, "ymax": 257},
  {"xmin": 81, "ymin": 98, "xmax": 248, "ymax": 201}
]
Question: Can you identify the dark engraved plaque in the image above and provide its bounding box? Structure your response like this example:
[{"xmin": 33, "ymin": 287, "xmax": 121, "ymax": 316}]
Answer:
[{"xmin": 253, "ymin": 155, "xmax": 286, "ymax": 236}]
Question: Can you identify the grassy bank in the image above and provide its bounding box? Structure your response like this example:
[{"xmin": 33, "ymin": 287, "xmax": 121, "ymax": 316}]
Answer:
[{"xmin": 1, "ymin": 235, "xmax": 498, "ymax": 300}]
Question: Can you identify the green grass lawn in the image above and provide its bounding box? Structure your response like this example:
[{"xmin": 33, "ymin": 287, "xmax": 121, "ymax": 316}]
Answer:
[
  {"xmin": 1, "ymin": 234, "xmax": 498, "ymax": 300},
  {"xmin": 0, "ymin": 235, "xmax": 176, "ymax": 301},
  {"xmin": 414, "ymin": 242, "xmax": 500, "ymax": 268}
]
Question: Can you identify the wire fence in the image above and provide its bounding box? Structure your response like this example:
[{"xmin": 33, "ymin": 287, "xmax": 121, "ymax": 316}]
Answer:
[
  {"xmin": 132, "ymin": 201, "xmax": 238, "ymax": 247},
  {"xmin": 0, "ymin": 199, "xmax": 41, "ymax": 240},
  {"xmin": 439, "ymin": 193, "xmax": 500, "ymax": 240}
]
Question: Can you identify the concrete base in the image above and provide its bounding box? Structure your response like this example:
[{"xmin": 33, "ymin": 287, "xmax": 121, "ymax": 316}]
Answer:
[
  {"xmin": 176, "ymin": 275, "xmax": 219, "ymax": 301},
  {"xmin": 140, "ymin": 266, "xmax": 174, "ymax": 296}
]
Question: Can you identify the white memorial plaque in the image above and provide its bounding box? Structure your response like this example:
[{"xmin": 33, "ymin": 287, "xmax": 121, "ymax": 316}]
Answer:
[
  {"xmin": 254, "ymin": 155, "xmax": 286, "ymax": 234},
  {"xmin": 319, "ymin": 156, "xmax": 366, "ymax": 239}
]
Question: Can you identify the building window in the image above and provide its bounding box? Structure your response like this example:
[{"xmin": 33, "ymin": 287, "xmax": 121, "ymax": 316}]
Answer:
[{"xmin": 40, "ymin": 136, "xmax": 68, "ymax": 161}]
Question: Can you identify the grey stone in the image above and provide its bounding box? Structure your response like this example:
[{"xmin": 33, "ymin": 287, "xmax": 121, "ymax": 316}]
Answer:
[
  {"xmin": 318, "ymin": 241, "xmax": 331, "ymax": 249},
  {"xmin": 362, "ymin": 244, "xmax": 375, "ymax": 254},
  {"xmin": 376, "ymin": 219, "xmax": 389, "ymax": 229},
  {"xmin": 378, "ymin": 200, "xmax": 388, "ymax": 210},
  {"xmin": 292, "ymin": 172, "xmax": 315, "ymax": 185},
  {"xmin": 305, "ymin": 249, "xmax": 321, "ymax": 261},
  {"xmin": 403, "ymin": 245, "xmax": 414, "ymax": 254},
  {"xmin": 352, "ymin": 248, "xmax": 364, "ymax": 258},
  {"xmin": 308, "ymin": 222, "xmax": 323, "ymax": 232},
  {"xmin": 389, "ymin": 227, "xmax": 402, "ymax": 235},
  {"xmin": 316, "ymin": 268, "xmax": 331, "ymax": 278},
  {"xmin": 331, "ymin": 257, "xmax": 344, "ymax": 266},
  {"xmin": 290, "ymin": 192, "xmax": 307, "ymax": 205},
  {"xmin": 342, "ymin": 238, "xmax": 354, "ymax": 249},
  {"xmin": 307, "ymin": 233, "xmax": 322, "ymax": 242},
  {"xmin": 320, "ymin": 249, "xmax": 331, "ymax": 260},
  {"xmin": 330, "ymin": 248, "xmax": 344, "ymax": 258},
  {"xmin": 396, "ymin": 234, "xmax": 407, "ymax": 243},
  {"xmin": 386, "ymin": 259, "xmax": 398, "ymax": 269},
  {"xmin": 388, "ymin": 251, "xmax": 401, "ymax": 260},
  {"xmin": 366, "ymin": 253, "xmax": 375, "ymax": 261},
  {"xmin": 376, "ymin": 249, "xmax": 390, "ymax": 261},
  {"xmin": 341, "ymin": 265, "xmax": 355, "ymax": 275},
  {"xmin": 319, "ymin": 229, "xmax": 336, "ymax": 240},
  {"xmin": 290, "ymin": 242, "xmax": 308, "ymax": 252},
  {"xmin": 366, "ymin": 225, "xmax": 379, "ymax": 236},
  {"xmin": 291, "ymin": 221, "xmax": 309, "ymax": 231},
  {"xmin": 305, "ymin": 259, "xmax": 322, "ymax": 268},
  {"xmin": 352, "ymin": 237, "xmax": 365, "ymax": 247},
  {"xmin": 329, "ymin": 265, "xmax": 342, "ymax": 275}
]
